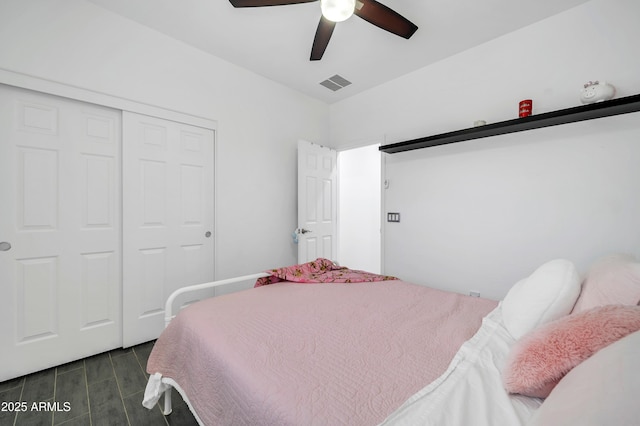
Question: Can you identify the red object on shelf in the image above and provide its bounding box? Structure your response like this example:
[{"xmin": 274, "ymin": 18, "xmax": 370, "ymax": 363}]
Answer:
[{"xmin": 519, "ymin": 99, "xmax": 533, "ymax": 117}]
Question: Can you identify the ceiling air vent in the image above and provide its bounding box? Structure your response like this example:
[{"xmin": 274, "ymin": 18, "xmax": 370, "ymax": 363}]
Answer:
[{"xmin": 319, "ymin": 74, "xmax": 352, "ymax": 92}]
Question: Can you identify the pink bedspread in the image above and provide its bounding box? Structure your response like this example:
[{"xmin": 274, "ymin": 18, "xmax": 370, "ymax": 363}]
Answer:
[{"xmin": 146, "ymin": 280, "xmax": 497, "ymax": 425}]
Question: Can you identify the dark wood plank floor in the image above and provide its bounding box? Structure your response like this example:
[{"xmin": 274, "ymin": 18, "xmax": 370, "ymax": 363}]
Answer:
[{"xmin": 0, "ymin": 341, "xmax": 198, "ymax": 425}]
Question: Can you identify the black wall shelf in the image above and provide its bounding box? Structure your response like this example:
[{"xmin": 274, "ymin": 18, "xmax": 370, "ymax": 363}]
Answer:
[{"xmin": 379, "ymin": 94, "xmax": 640, "ymax": 154}]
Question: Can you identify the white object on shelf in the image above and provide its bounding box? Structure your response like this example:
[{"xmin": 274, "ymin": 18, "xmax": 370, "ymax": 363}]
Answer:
[{"xmin": 580, "ymin": 81, "xmax": 616, "ymax": 104}]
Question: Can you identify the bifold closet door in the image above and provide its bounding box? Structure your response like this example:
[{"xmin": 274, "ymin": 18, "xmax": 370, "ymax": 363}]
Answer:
[
  {"xmin": 0, "ymin": 84, "xmax": 121, "ymax": 381},
  {"xmin": 122, "ymin": 112, "xmax": 215, "ymax": 348}
]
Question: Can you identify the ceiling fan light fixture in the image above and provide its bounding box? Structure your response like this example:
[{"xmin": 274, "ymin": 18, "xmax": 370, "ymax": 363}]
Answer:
[{"xmin": 320, "ymin": 0, "xmax": 356, "ymax": 22}]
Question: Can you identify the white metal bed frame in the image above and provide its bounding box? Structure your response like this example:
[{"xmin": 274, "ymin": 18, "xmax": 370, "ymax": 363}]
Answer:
[{"xmin": 157, "ymin": 272, "xmax": 270, "ymax": 416}]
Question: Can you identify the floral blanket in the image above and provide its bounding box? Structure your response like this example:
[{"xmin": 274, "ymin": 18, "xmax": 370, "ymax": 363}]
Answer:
[{"xmin": 254, "ymin": 258, "xmax": 398, "ymax": 287}]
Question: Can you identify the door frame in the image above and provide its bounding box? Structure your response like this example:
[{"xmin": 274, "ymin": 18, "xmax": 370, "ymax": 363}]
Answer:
[
  {"xmin": 336, "ymin": 143, "xmax": 382, "ymax": 274},
  {"xmin": 0, "ymin": 69, "xmax": 216, "ymax": 130}
]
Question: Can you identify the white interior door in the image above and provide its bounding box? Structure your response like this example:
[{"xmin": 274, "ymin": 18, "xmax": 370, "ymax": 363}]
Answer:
[
  {"xmin": 297, "ymin": 140, "xmax": 337, "ymax": 263},
  {"xmin": 0, "ymin": 84, "xmax": 121, "ymax": 381},
  {"xmin": 122, "ymin": 112, "xmax": 215, "ymax": 347}
]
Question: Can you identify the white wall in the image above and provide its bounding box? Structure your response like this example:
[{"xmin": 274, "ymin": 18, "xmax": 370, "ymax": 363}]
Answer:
[
  {"xmin": 338, "ymin": 145, "xmax": 381, "ymax": 273},
  {"xmin": 0, "ymin": 0, "xmax": 329, "ymax": 280},
  {"xmin": 329, "ymin": 0, "xmax": 640, "ymax": 300}
]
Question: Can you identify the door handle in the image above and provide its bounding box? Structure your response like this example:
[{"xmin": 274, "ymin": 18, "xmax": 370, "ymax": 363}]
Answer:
[
  {"xmin": 0, "ymin": 242, "xmax": 11, "ymax": 251},
  {"xmin": 298, "ymin": 228, "xmax": 311, "ymax": 234}
]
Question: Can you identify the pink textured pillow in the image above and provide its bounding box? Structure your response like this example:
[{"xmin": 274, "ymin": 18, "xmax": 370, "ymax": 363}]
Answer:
[
  {"xmin": 572, "ymin": 254, "xmax": 640, "ymax": 313},
  {"xmin": 503, "ymin": 305, "xmax": 640, "ymax": 398}
]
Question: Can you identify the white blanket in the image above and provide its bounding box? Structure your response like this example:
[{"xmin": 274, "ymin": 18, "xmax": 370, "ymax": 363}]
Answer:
[{"xmin": 381, "ymin": 304, "xmax": 542, "ymax": 426}]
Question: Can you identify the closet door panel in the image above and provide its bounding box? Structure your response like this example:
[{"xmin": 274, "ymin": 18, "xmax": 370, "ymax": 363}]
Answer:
[
  {"xmin": 123, "ymin": 112, "xmax": 214, "ymax": 347},
  {"xmin": 17, "ymin": 147, "xmax": 59, "ymax": 230},
  {"xmin": 15, "ymin": 256, "xmax": 59, "ymax": 342},
  {"xmin": 80, "ymin": 251, "xmax": 117, "ymax": 328},
  {"xmin": 0, "ymin": 84, "xmax": 121, "ymax": 381}
]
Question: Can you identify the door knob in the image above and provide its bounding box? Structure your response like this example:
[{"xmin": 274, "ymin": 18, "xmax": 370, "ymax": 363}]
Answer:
[
  {"xmin": 205, "ymin": 231, "xmax": 212, "ymax": 238},
  {"xmin": 299, "ymin": 228, "xmax": 311, "ymax": 234},
  {"xmin": 0, "ymin": 242, "xmax": 11, "ymax": 251}
]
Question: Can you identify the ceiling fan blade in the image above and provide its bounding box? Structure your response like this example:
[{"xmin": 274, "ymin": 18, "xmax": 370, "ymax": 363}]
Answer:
[
  {"xmin": 310, "ymin": 16, "xmax": 336, "ymax": 61},
  {"xmin": 229, "ymin": 0, "xmax": 317, "ymax": 7},
  {"xmin": 354, "ymin": 0, "xmax": 418, "ymax": 39}
]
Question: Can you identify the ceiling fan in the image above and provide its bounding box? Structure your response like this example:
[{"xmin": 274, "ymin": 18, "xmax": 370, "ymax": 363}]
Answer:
[{"xmin": 229, "ymin": 0, "xmax": 418, "ymax": 61}]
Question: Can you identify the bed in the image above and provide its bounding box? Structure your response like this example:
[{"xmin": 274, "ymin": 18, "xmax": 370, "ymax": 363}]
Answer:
[{"xmin": 143, "ymin": 255, "xmax": 640, "ymax": 425}]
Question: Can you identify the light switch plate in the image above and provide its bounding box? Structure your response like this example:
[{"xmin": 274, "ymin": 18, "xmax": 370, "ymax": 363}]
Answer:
[{"xmin": 387, "ymin": 212, "xmax": 400, "ymax": 222}]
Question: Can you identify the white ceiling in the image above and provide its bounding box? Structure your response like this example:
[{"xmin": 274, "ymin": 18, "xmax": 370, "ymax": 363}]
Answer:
[{"xmin": 86, "ymin": 0, "xmax": 590, "ymax": 104}]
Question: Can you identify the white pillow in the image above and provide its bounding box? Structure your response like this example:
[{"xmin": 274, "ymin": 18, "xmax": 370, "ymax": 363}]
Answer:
[
  {"xmin": 527, "ymin": 330, "xmax": 640, "ymax": 426},
  {"xmin": 502, "ymin": 259, "xmax": 581, "ymax": 340}
]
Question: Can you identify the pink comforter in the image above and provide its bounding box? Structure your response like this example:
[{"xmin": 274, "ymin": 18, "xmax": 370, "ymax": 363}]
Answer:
[{"xmin": 147, "ymin": 281, "xmax": 497, "ymax": 425}]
